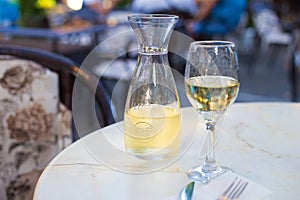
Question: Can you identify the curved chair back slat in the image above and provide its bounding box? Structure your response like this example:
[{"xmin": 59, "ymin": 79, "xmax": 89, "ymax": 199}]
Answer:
[{"xmin": 0, "ymin": 45, "xmax": 115, "ymax": 128}]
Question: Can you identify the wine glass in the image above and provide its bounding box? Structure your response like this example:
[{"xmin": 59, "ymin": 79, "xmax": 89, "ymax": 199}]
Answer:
[{"xmin": 184, "ymin": 41, "xmax": 240, "ymax": 183}]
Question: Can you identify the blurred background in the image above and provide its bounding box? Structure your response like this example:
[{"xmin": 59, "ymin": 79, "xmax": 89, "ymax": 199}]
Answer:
[
  {"xmin": 1, "ymin": 0, "xmax": 300, "ymax": 104},
  {"xmin": 1, "ymin": 0, "xmax": 300, "ymax": 199}
]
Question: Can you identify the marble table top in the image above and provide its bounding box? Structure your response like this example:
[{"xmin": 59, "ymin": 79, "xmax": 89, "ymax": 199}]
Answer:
[{"xmin": 34, "ymin": 103, "xmax": 300, "ymax": 199}]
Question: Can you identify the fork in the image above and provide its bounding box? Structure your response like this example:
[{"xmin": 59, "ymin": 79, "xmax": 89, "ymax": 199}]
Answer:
[{"xmin": 217, "ymin": 177, "xmax": 249, "ymax": 200}]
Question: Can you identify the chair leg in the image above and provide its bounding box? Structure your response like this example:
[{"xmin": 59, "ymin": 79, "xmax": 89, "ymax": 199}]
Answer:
[{"xmin": 290, "ymin": 61, "xmax": 298, "ymax": 102}]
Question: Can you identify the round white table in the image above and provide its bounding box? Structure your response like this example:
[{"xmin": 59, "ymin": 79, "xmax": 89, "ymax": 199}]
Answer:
[{"xmin": 34, "ymin": 103, "xmax": 300, "ymax": 199}]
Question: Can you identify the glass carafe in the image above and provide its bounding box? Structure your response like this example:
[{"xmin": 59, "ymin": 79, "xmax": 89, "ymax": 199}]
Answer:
[{"xmin": 124, "ymin": 14, "xmax": 181, "ymax": 160}]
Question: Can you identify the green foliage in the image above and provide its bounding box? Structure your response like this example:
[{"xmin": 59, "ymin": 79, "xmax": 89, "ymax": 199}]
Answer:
[
  {"xmin": 19, "ymin": 0, "xmax": 54, "ymax": 27},
  {"xmin": 116, "ymin": 0, "xmax": 133, "ymax": 9}
]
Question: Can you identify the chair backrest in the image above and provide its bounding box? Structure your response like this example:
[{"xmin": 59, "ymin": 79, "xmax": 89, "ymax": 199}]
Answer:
[
  {"xmin": 0, "ymin": 45, "xmax": 115, "ymax": 125},
  {"xmin": 0, "ymin": 45, "xmax": 114, "ymax": 200}
]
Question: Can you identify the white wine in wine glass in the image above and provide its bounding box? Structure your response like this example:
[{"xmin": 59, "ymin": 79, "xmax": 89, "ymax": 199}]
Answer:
[{"xmin": 184, "ymin": 41, "xmax": 240, "ymax": 183}]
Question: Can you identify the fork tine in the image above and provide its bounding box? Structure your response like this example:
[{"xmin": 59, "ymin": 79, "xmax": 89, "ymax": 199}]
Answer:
[
  {"xmin": 234, "ymin": 182, "xmax": 249, "ymax": 199},
  {"xmin": 227, "ymin": 179, "xmax": 242, "ymax": 199},
  {"xmin": 217, "ymin": 177, "xmax": 249, "ymax": 200},
  {"xmin": 227, "ymin": 180, "xmax": 248, "ymax": 200},
  {"xmin": 217, "ymin": 177, "xmax": 238, "ymax": 200}
]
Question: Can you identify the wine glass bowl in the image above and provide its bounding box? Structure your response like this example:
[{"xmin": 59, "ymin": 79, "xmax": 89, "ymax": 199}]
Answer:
[{"xmin": 184, "ymin": 41, "xmax": 240, "ymax": 183}]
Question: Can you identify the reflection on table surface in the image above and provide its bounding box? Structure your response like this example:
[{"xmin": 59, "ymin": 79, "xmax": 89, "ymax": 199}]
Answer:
[{"xmin": 34, "ymin": 103, "xmax": 300, "ymax": 200}]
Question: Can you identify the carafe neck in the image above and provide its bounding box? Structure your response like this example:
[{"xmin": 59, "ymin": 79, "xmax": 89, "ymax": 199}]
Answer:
[{"xmin": 128, "ymin": 14, "xmax": 178, "ymax": 55}]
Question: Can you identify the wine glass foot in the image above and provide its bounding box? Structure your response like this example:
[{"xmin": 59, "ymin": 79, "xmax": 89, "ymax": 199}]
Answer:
[{"xmin": 187, "ymin": 165, "xmax": 232, "ymax": 184}]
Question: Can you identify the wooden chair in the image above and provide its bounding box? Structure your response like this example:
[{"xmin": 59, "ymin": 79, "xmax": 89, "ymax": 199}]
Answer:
[{"xmin": 0, "ymin": 45, "xmax": 114, "ymax": 200}]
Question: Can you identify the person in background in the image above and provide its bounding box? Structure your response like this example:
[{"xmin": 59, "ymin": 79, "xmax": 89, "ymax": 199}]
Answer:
[
  {"xmin": 131, "ymin": 0, "xmax": 197, "ymax": 19},
  {"xmin": 187, "ymin": 0, "xmax": 247, "ymax": 40},
  {"xmin": 83, "ymin": 0, "xmax": 122, "ymax": 16},
  {"xmin": 0, "ymin": 0, "xmax": 19, "ymax": 27},
  {"xmin": 0, "ymin": 181, "xmax": 7, "ymax": 200}
]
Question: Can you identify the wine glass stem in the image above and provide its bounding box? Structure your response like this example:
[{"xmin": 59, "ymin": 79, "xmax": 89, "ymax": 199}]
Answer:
[{"xmin": 203, "ymin": 120, "xmax": 218, "ymax": 171}]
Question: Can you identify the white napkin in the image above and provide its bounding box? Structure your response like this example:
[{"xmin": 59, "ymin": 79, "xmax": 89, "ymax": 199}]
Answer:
[{"xmin": 192, "ymin": 172, "xmax": 272, "ymax": 200}]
